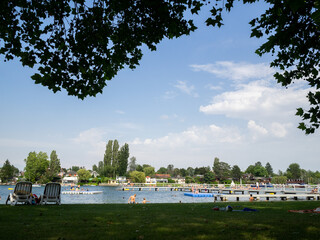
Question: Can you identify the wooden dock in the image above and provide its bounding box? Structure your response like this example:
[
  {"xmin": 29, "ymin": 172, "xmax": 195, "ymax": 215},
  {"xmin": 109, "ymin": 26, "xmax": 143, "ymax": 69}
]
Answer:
[
  {"xmin": 119, "ymin": 185, "xmax": 320, "ymax": 202},
  {"xmin": 218, "ymin": 194, "xmax": 320, "ymax": 202},
  {"xmin": 62, "ymin": 191, "xmax": 102, "ymax": 195}
]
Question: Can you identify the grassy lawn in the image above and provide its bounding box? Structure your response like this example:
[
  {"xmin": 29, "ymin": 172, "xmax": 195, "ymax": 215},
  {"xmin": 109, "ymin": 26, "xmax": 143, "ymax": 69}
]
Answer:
[{"xmin": 0, "ymin": 201, "xmax": 320, "ymax": 240}]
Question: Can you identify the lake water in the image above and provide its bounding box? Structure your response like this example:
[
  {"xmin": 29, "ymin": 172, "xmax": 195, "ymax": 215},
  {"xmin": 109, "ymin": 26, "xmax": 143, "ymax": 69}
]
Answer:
[{"xmin": 0, "ymin": 185, "xmax": 216, "ymax": 204}]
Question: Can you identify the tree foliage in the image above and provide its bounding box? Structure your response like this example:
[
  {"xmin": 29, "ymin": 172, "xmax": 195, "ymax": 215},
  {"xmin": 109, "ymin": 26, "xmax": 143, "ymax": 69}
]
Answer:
[
  {"xmin": 77, "ymin": 168, "xmax": 91, "ymax": 182},
  {"xmin": 49, "ymin": 150, "xmax": 61, "ymax": 175},
  {"xmin": 265, "ymin": 162, "xmax": 273, "ymax": 177},
  {"xmin": 128, "ymin": 156, "xmax": 137, "ymax": 172},
  {"xmin": 231, "ymin": 165, "xmax": 242, "ymax": 181},
  {"xmin": 143, "ymin": 166, "xmax": 155, "ymax": 177},
  {"xmin": 212, "ymin": 157, "xmax": 230, "ymax": 180},
  {"xmin": 0, "ymin": 159, "xmax": 19, "ymax": 182},
  {"xmin": 2, "ymin": 1, "xmax": 320, "ymax": 132},
  {"xmin": 271, "ymin": 176, "xmax": 287, "ymax": 184},
  {"xmin": 286, "ymin": 163, "xmax": 302, "ymax": 179},
  {"xmin": 129, "ymin": 170, "xmax": 145, "ymax": 183},
  {"xmin": 204, "ymin": 172, "xmax": 215, "ymax": 183},
  {"xmin": 157, "ymin": 167, "xmax": 167, "ymax": 174},
  {"xmin": 246, "ymin": 162, "xmax": 267, "ymax": 177},
  {"xmin": 24, "ymin": 151, "xmax": 49, "ymax": 183},
  {"xmin": 117, "ymin": 143, "xmax": 129, "ymax": 176},
  {"xmin": 0, "ymin": 0, "xmax": 200, "ymax": 98}
]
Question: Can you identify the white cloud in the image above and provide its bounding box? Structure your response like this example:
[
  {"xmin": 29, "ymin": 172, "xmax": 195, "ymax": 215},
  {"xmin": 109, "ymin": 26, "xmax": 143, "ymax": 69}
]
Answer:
[
  {"xmin": 199, "ymin": 80, "xmax": 310, "ymax": 121},
  {"xmin": 116, "ymin": 110, "xmax": 125, "ymax": 115},
  {"xmin": 163, "ymin": 90, "xmax": 176, "ymax": 100},
  {"xmin": 270, "ymin": 122, "xmax": 292, "ymax": 138},
  {"xmin": 161, "ymin": 114, "xmax": 169, "ymax": 120},
  {"xmin": 131, "ymin": 124, "xmax": 243, "ymax": 149},
  {"xmin": 174, "ymin": 80, "xmax": 198, "ymax": 97},
  {"xmin": 247, "ymin": 120, "xmax": 268, "ymax": 140},
  {"xmin": 72, "ymin": 128, "xmax": 105, "ymax": 145},
  {"xmin": 206, "ymin": 84, "xmax": 223, "ymax": 91},
  {"xmin": 190, "ymin": 61, "xmax": 275, "ymax": 81}
]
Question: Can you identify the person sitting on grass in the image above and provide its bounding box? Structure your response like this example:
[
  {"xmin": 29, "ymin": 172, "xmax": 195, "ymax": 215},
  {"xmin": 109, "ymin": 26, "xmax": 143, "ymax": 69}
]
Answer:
[
  {"xmin": 142, "ymin": 198, "xmax": 150, "ymax": 204},
  {"xmin": 128, "ymin": 194, "xmax": 136, "ymax": 204}
]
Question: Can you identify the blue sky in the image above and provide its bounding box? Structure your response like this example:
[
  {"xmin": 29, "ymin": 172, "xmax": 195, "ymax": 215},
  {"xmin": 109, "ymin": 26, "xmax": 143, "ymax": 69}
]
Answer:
[{"xmin": 1, "ymin": 2, "xmax": 319, "ymax": 173}]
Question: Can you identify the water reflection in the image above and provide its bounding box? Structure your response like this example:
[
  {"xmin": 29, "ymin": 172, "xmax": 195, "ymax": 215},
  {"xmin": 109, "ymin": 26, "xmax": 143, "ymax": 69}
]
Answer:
[{"xmin": 0, "ymin": 185, "xmax": 214, "ymax": 204}]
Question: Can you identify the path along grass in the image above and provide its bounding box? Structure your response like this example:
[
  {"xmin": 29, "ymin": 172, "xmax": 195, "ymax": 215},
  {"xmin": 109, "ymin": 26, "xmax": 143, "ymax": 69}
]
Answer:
[{"xmin": 0, "ymin": 201, "xmax": 320, "ymax": 240}]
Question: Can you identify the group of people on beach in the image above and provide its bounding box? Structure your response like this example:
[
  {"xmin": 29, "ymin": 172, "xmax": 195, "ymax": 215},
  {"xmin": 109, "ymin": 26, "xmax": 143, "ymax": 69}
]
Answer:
[{"xmin": 128, "ymin": 194, "xmax": 149, "ymax": 204}]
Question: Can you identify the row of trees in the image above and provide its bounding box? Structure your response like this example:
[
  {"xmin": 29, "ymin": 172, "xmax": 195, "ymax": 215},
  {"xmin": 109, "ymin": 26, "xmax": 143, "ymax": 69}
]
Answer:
[
  {"xmin": 93, "ymin": 140, "xmax": 129, "ymax": 178},
  {"xmin": 118, "ymin": 157, "xmax": 320, "ymax": 184}
]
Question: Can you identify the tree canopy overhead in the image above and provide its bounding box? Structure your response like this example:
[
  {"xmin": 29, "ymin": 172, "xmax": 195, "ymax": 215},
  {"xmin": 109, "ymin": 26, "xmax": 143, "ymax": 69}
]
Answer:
[
  {"xmin": 0, "ymin": 0, "xmax": 200, "ymax": 98},
  {"xmin": 2, "ymin": 0, "xmax": 320, "ymax": 133}
]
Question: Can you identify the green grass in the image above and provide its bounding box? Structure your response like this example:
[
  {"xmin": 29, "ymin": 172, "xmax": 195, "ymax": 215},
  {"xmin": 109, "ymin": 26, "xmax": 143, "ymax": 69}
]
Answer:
[{"xmin": 0, "ymin": 201, "xmax": 320, "ymax": 240}]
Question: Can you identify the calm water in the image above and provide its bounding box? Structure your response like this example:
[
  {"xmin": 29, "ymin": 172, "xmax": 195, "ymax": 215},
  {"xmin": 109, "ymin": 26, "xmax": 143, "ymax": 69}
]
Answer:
[{"xmin": 0, "ymin": 185, "xmax": 216, "ymax": 204}]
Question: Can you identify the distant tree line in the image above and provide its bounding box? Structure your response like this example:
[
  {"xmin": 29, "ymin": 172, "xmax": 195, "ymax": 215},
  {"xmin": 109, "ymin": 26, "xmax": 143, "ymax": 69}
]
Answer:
[
  {"xmin": 108, "ymin": 155, "xmax": 320, "ymax": 185},
  {"xmin": 2, "ymin": 145, "xmax": 320, "ymax": 185}
]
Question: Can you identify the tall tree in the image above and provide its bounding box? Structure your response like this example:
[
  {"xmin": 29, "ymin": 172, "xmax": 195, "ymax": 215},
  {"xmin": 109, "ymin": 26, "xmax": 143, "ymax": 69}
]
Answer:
[
  {"xmin": 212, "ymin": 157, "xmax": 230, "ymax": 180},
  {"xmin": 231, "ymin": 165, "xmax": 242, "ymax": 181},
  {"xmin": 103, "ymin": 140, "xmax": 113, "ymax": 177},
  {"xmin": 0, "ymin": 159, "xmax": 19, "ymax": 182},
  {"xmin": 24, "ymin": 151, "xmax": 49, "ymax": 183},
  {"xmin": 287, "ymin": 163, "xmax": 302, "ymax": 179},
  {"xmin": 97, "ymin": 161, "xmax": 104, "ymax": 176},
  {"xmin": 128, "ymin": 156, "xmax": 137, "ymax": 172},
  {"xmin": 49, "ymin": 150, "xmax": 61, "ymax": 175},
  {"xmin": 112, "ymin": 139, "xmax": 120, "ymax": 177},
  {"xmin": 265, "ymin": 162, "xmax": 273, "ymax": 177},
  {"xmin": 167, "ymin": 164, "xmax": 174, "ymax": 176},
  {"xmin": 117, "ymin": 143, "xmax": 129, "ymax": 176}
]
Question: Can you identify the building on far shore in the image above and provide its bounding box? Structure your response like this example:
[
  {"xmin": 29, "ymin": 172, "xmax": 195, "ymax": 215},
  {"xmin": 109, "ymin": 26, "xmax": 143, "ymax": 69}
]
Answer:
[
  {"xmin": 116, "ymin": 176, "xmax": 126, "ymax": 183},
  {"xmin": 155, "ymin": 174, "xmax": 171, "ymax": 183},
  {"xmin": 62, "ymin": 176, "xmax": 78, "ymax": 185}
]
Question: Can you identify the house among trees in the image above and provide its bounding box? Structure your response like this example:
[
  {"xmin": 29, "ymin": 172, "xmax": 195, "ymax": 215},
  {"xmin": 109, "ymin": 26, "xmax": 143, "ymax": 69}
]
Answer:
[
  {"xmin": 145, "ymin": 176, "xmax": 157, "ymax": 184},
  {"xmin": 155, "ymin": 174, "xmax": 171, "ymax": 183},
  {"xmin": 62, "ymin": 170, "xmax": 78, "ymax": 184},
  {"xmin": 62, "ymin": 175, "xmax": 78, "ymax": 185},
  {"xmin": 171, "ymin": 177, "xmax": 186, "ymax": 184},
  {"xmin": 116, "ymin": 176, "xmax": 126, "ymax": 183}
]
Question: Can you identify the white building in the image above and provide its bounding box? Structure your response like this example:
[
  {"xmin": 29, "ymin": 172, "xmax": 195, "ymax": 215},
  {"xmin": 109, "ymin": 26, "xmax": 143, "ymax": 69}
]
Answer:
[{"xmin": 62, "ymin": 176, "xmax": 78, "ymax": 185}]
